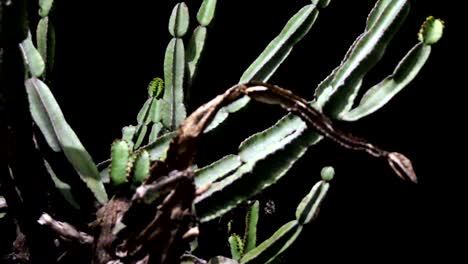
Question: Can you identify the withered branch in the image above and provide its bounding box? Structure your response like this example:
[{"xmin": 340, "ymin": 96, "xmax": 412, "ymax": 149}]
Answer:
[{"xmin": 37, "ymin": 213, "xmax": 94, "ymax": 244}]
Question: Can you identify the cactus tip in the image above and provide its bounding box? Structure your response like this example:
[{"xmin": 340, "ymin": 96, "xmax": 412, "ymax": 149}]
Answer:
[
  {"xmin": 418, "ymin": 16, "xmax": 444, "ymax": 45},
  {"xmin": 320, "ymin": 166, "xmax": 334, "ymax": 182},
  {"xmin": 148, "ymin": 77, "xmax": 164, "ymax": 98},
  {"xmin": 312, "ymin": 0, "xmax": 331, "ymax": 8}
]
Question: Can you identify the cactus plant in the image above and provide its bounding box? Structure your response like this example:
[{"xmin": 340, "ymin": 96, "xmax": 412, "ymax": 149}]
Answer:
[
  {"xmin": 213, "ymin": 168, "xmax": 332, "ymax": 264},
  {"xmin": 0, "ymin": 0, "xmax": 444, "ymax": 263},
  {"xmin": 240, "ymin": 168, "xmax": 333, "ymax": 264}
]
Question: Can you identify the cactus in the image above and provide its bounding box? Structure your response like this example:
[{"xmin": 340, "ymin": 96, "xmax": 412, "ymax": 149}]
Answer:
[
  {"xmin": 131, "ymin": 77, "xmax": 166, "ymax": 149},
  {"xmin": 36, "ymin": 0, "xmax": 55, "ymax": 79},
  {"xmin": 186, "ymin": 0, "xmax": 218, "ymax": 88},
  {"xmin": 104, "ymin": 1, "xmax": 440, "ymax": 260},
  {"xmin": 418, "ymin": 16, "xmax": 444, "ymax": 45},
  {"xmin": 209, "ymin": 168, "xmax": 333, "ymax": 264},
  {"xmin": 206, "ymin": 2, "xmax": 329, "ymax": 132},
  {"xmin": 244, "ymin": 200, "xmax": 259, "ymax": 254},
  {"xmin": 24, "ymin": 78, "xmax": 108, "ymax": 204},
  {"xmin": 122, "ymin": 125, "xmax": 137, "ymax": 148},
  {"xmin": 110, "ymin": 139, "xmax": 132, "ymax": 186},
  {"xmin": 229, "ymin": 233, "xmax": 244, "ymax": 261},
  {"xmin": 38, "ymin": 0, "xmax": 54, "ymax": 17},
  {"xmin": 192, "ymin": 2, "xmax": 438, "ymax": 222},
  {"xmin": 21, "ymin": 0, "xmax": 109, "ymax": 207},
  {"xmin": 239, "ymin": 168, "xmax": 332, "ymax": 264},
  {"xmin": 314, "ymin": 0, "xmax": 410, "ymax": 116},
  {"xmin": 20, "ymin": 31, "xmax": 45, "ymax": 77},
  {"xmin": 110, "ymin": 139, "xmax": 152, "ymax": 186},
  {"xmin": 224, "ymin": 200, "xmax": 259, "ymax": 261},
  {"xmin": 0, "ymin": 1, "xmax": 444, "ymax": 263},
  {"xmin": 131, "ymin": 150, "xmax": 151, "ymax": 184},
  {"xmin": 162, "ymin": 2, "xmax": 189, "ymax": 131}
]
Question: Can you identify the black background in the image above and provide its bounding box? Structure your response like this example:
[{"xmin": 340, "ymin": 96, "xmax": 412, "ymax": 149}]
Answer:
[{"xmin": 48, "ymin": 0, "xmax": 459, "ymax": 262}]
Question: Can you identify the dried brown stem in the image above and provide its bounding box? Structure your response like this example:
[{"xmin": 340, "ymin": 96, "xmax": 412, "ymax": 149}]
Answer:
[{"xmin": 37, "ymin": 213, "xmax": 94, "ymax": 244}]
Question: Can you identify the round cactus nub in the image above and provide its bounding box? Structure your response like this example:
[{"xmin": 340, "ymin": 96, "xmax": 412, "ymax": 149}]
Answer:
[
  {"xmin": 320, "ymin": 166, "xmax": 334, "ymax": 182},
  {"xmin": 148, "ymin": 77, "xmax": 164, "ymax": 98},
  {"xmin": 418, "ymin": 16, "xmax": 444, "ymax": 45}
]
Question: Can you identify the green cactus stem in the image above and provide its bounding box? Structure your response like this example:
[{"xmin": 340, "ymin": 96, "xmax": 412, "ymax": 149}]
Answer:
[
  {"xmin": 110, "ymin": 139, "xmax": 131, "ymax": 186},
  {"xmin": 229, "ymin": 233, "xmax": 244, "ymax": 261},
  {"xmin": 25, "ymin": 78, "xmax": 108, "ymax": 204},
  {"xmin": 131, "ymin": 150, "xmax": 151, "ymax": 184},
  {"xmin": 243, "ymin": 200, "xmax": 260, "ymax": 254}
]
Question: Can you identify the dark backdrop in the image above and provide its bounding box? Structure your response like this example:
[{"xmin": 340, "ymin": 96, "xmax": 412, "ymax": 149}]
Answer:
[{"xmin": 50, "ymin": 0, "xmax": 458, "ymax": 262}]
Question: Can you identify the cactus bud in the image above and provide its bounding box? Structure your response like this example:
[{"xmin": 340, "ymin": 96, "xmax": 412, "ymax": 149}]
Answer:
[{"xmin": 418, "ymin": 16, "xmax": 444, "ymax": 45}]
